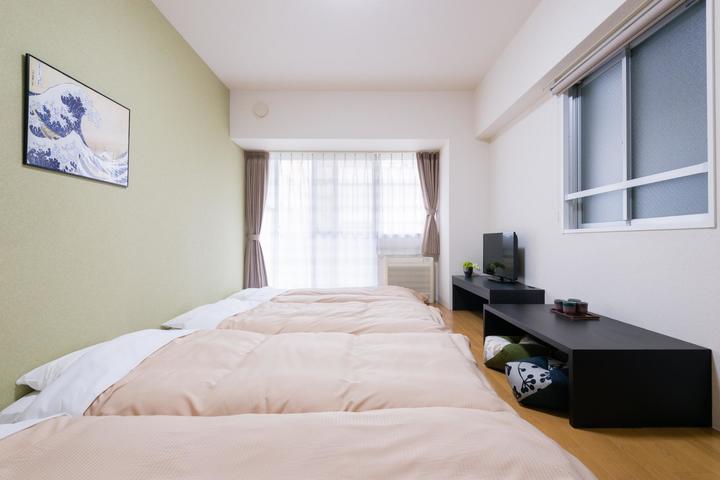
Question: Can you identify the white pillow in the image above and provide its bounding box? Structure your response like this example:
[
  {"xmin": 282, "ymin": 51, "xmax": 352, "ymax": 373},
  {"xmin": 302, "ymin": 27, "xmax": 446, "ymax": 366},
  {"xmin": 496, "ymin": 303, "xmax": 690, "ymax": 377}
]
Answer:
[
  {"xmin": 16, "ymin": 344, "xmax": 99, "ymax": 391},
  {"xmin": 226, "ymin": 288, "xmax": 262, "ymax": 300},
  {"xmin": 0, "ymin": 392, "xmax": 39, "ymax": 416},
  {"xmin": 483, "ymin": 336, "xmax": 512, "ymax": 362},
  {"xmin": 483, "ymin": 335, "xmax": 542, "ymax": 362},
  {"xmin": 162, "ymin": 299, "xmax": 260, "ymax": 330},
  {"xmin": 226, "ymin": 287, "xmax": 286, "ymax": 302}
]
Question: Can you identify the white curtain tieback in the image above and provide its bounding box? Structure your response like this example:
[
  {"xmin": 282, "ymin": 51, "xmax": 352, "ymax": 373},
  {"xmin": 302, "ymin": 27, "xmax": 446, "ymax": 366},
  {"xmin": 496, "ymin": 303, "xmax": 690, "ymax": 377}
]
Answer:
[
  {"xmin": 248, "ymin": 234, "xmax": 261, "ymax": 241},
  {"xmin": 426, "ymin": 209, "xmax": 437, "ymax": 216}
]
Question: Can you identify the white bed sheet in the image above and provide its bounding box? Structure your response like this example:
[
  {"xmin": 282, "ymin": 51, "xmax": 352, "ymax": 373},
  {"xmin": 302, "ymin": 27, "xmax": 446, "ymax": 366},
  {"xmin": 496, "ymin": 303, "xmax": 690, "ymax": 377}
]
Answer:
[
  {"xmin": 162, "ymin": 299, "xmax": 265, "ymax": 330},
  {"xmin": 18, "ymin": 329, "xmax": 195, "ymax": 421}
]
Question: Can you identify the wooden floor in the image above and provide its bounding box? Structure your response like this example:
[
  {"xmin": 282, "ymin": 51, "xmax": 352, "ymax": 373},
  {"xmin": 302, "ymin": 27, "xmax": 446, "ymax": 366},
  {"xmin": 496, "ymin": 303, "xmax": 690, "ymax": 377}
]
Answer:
[{"xmin": 439, "ymin": 306, "xmax": 720, "ymax": 480}]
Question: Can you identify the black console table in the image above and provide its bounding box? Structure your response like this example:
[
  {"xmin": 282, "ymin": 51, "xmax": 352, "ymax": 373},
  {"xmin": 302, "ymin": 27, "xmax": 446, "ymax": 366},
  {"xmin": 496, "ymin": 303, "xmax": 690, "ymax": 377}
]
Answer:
[
  {"xmin": 483, "ymin": 304, "xmax": 711, "ymax": 428},
  {"xmin": 452, "ymin": 275, "xmax": 544, "ymax": 310}
]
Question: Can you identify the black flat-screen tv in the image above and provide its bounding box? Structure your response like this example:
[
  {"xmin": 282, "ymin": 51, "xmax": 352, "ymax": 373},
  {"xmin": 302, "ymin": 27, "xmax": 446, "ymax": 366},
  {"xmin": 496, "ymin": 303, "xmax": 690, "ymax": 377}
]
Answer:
[{"xmin": 482, "ymin": 232, "xmax": 518, "ymax": 282}]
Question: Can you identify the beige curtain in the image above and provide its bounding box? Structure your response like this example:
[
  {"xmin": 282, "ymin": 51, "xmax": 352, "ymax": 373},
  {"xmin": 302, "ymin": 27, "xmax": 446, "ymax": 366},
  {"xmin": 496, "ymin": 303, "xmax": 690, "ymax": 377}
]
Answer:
[
  {"xmin": 244, "ymin": 151, "xmax": 269, "ymax": 287},
  {"xmin": 416, "ymin": 151, "xmax": 439, "ymax": 258}
]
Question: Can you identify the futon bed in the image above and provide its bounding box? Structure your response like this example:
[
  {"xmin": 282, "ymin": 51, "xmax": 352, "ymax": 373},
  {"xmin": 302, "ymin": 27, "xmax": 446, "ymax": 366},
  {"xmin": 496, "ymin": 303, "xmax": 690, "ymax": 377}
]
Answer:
[
  {"xmin": 269, "ymin": 285, "xmax": 430, "ymax": 303},
  {"xmin": 0, "ymin": 287, "xmax": 598, "ymax": 479},
  {"xmin": 13, "ymin": 328, "xmax": 506, "ymax": 420},
  {"xmin": 0, "ymin": 408, "xmax": 595, "ymax": 479},
  {"xmin": 163, "ymin": 286, "xmax": 448, "ymax": 333}
]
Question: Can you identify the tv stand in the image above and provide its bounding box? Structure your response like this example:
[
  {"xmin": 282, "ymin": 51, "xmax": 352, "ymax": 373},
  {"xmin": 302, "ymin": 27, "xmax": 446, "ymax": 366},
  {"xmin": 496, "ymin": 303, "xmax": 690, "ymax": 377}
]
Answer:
[
  {"xmin": 452, "ymin": 275, "xmax": 544, "ymax": 310},
  {"xmin": 486, "ymin": 276, "xmax": 516, "ymax": 284},
  {"xmin": 483, "ymin": 304, "xmax": 711, "ymax": 427}
]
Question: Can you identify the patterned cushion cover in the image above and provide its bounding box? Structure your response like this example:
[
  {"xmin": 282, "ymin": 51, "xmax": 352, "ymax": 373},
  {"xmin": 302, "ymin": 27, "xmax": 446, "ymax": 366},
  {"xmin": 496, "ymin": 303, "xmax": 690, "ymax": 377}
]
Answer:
[
  {"xmin": 504, "ymin": 356, "xmax": 569, "ymax": 411},
  {"xmin": 483, "ymin": 335, "xmax": 550, "ymax": 371}
]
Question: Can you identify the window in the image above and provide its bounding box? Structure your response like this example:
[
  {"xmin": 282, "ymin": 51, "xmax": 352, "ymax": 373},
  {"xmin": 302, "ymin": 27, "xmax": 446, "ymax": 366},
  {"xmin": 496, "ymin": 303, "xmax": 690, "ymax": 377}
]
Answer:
[
  {"xmin": 564, "ymin": 0, "xmax": 713, "ymax": 231},
  {"xmin": 261, "ymin": 152, "xmax": 426, "ymax": 288}
]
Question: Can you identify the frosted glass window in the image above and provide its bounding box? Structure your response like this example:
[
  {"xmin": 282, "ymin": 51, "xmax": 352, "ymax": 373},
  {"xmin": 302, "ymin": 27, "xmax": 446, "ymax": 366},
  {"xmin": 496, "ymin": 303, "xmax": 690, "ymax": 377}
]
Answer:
[
  {"xmin": 581, "ymin": 191, "xmax": 624, "ymax": 224},
  {"xmin": 632, "ymin": 173, "xmax": 708, "ymax": 219},
  {"xmin": 630, "ymin": 0, "xmax": 707, "ymax": 178},
  {"xmin": 579, "ymin": 61, "xmax": 625, "ymax": 190},
  {"xmin": 565, "ymin": 0, "xmax": 710, "ymax": 231}
]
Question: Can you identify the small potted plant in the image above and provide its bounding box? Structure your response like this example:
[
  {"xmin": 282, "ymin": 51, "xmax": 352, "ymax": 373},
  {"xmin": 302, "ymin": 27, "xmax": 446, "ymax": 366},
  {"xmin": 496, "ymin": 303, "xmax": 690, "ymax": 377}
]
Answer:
[{"xmin": 463, "ymin": 261, "xmax": 479, "ymax": 278}]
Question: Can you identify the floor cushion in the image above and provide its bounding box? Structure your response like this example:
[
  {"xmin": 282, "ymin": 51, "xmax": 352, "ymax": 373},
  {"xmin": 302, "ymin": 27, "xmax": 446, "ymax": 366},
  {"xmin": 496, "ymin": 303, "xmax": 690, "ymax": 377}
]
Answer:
[
  {"xmin": 504, "ymin": 356, "xmax": 569, "ymax": 411},
  {"xmin": 483, "ymin": 335, "xmax": 550, "ymax": 371}
]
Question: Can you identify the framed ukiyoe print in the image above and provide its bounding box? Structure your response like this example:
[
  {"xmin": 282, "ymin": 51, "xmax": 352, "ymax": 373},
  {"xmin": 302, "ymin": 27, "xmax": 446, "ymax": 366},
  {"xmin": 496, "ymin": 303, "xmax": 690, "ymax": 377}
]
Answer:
[{"xmin": 23, "ymin": 54, "xmax": 130, "ymax": 187}]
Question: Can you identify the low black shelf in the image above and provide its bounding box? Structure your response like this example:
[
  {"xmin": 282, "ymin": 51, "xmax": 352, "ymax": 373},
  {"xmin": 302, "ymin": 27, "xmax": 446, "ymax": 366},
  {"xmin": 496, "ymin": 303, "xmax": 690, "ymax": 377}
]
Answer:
[
  {"xmin": 483, "ymin": 303, "xmax": 712, "ymax": 428},
  {"xmin": 452, "ymin": 275, "xmax": 544, "ymax": 310}
]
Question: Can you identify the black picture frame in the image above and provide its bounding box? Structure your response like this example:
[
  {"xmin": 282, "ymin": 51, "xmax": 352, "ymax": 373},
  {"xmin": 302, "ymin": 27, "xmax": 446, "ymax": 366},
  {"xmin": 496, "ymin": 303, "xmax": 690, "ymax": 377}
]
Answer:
[{"xmin": 23, "ymin": 53, "xmax": 131, "ymax": 187}]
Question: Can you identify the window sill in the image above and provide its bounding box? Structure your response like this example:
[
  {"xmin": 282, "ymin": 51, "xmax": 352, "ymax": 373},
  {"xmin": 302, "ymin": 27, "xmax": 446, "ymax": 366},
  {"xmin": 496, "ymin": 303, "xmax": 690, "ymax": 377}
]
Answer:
[{"xmin": 563, "ymin": 215, "xmax": 716, "ymax": 234}]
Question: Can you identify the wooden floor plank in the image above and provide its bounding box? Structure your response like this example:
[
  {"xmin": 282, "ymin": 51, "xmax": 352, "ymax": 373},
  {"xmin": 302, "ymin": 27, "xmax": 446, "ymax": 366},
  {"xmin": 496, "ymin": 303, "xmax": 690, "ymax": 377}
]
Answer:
[{"xmin": 439, "ymin": 306, "xmax": 720, "ymax": 480}]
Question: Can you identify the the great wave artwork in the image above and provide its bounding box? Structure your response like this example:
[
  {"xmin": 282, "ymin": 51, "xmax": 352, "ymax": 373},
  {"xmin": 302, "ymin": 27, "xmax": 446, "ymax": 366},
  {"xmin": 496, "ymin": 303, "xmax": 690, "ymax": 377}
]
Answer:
[{"xmin": 24, "ymin": 54, "xmax": 130, "ymax": 187}]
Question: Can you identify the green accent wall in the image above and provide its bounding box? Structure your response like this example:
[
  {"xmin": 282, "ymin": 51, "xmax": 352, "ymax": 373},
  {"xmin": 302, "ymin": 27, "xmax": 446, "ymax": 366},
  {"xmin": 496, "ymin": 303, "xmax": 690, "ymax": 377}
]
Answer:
[{"xmin": 0, "ymin": 0, "xmax": 244, "ymax": 407}]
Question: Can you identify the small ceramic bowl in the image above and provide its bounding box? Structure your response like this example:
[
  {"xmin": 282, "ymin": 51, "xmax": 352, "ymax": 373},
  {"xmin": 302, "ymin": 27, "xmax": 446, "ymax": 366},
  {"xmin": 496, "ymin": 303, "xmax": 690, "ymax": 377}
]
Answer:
[
  {"xmin": 577, "ymin": 302, "xmax": 588, "ymax": 314},
  {"xmin": 562, "ymin": 301, "xmax": 578, "ymax": 314},
  {"xmin": 553, "ymin": 299, "xmax": 564, "ymax": 310}
]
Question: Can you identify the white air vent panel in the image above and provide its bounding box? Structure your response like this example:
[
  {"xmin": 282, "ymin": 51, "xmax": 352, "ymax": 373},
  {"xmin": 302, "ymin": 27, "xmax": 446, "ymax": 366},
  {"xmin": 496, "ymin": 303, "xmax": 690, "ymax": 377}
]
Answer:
[{"xmin": 381, "ymin": 256, "xmax": 435, "ymax": 303}]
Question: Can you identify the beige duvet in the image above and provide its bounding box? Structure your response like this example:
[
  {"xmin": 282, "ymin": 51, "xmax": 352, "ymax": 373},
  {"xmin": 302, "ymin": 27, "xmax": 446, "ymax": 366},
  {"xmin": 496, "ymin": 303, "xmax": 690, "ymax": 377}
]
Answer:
[
  {"xmin": 219, "ymin": 296, "xmax": 447, "ymax": 334},
  {"xmin": 276, "ymin": 285, "xmax": 430, "ymax": 303},
  {"xmin": 86, "ymin": 330, "xmax": 507, "ymax": 416},
  {"xmin": 0, "ymin": 408, "xmax": 595, "ymax": 479}
]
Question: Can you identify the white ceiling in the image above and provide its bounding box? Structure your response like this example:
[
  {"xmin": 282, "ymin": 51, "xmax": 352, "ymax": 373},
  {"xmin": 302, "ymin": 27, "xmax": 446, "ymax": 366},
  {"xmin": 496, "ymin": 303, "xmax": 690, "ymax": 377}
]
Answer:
[{"xmin": 152, "ymin": 0, "xmax": 539, "ymax": 91}]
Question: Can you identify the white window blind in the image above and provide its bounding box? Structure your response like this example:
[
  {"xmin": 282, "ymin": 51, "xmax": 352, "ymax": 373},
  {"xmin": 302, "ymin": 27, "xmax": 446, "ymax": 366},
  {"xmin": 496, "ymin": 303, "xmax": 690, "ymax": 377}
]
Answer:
[
  {"xmin": 261, "ymin": 152, "xmax": 426, "ymax": 288},
  {"xmin": 551, "ymin": 0, "xmax": 685, "ymax": 95}
]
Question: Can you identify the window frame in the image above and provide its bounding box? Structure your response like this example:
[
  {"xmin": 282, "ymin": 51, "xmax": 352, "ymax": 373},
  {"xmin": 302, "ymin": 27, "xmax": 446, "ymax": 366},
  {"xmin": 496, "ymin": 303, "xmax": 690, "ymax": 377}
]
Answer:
[{"xmin": 562, "ymin": 0, "xmax": 716, "ymax": 233}]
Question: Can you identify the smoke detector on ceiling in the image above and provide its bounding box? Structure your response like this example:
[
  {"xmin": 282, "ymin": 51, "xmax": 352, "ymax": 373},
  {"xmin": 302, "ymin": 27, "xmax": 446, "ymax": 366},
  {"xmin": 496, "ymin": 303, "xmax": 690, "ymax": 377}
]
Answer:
[{"xmin": 252, "ymin": 102, "xmax": 269, "ymax": 118}]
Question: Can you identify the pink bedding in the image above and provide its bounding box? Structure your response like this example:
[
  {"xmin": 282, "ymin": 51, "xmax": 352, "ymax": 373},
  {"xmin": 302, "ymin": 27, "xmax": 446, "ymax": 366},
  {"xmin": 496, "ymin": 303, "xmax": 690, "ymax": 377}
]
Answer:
[
  {"xmin": 277, "ymin": 285, "xmax": 430, "ymax": 303},
  {"xmin": 219, "ymin": 297, "xmax": 447, "ymax": 334},
  {"xmin": 86, "ymin": 330, "xmax": 506, "ymax": 416},
  {"xmin": 0, "ymin": 408, "xmax": 595, "ymax": 479}
]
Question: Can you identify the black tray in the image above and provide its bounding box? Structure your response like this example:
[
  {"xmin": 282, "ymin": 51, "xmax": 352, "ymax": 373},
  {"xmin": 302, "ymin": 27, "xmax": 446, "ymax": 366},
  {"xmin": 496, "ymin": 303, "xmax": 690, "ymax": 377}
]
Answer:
[{"xmin": 550, "ymin": 308, "xmax": 600, "ymax": 320}]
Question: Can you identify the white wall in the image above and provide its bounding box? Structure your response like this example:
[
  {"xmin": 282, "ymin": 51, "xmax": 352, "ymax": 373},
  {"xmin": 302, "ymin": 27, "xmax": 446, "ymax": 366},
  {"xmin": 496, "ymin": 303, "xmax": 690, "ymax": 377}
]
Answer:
[
  {"xmin": 230, "ymin": 90, "xmax": 487, "ymax": 306},
  {"xmin": 474, "ymin": 0, "xmax": 640, "ymax": 140},
  {"xmin": 488, "ymin": 96, "xmax": 720, "ymax": 430},
  {"xmin": 482, "ymin": 1, "xmax": 720, "ymax": 430}
]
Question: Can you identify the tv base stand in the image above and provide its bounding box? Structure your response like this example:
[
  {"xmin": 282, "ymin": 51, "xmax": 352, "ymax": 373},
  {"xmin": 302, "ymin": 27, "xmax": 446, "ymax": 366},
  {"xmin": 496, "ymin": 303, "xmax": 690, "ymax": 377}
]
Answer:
[{"xmin": 452, "ymin": 275, "xmax": 544, "ymax": 310}]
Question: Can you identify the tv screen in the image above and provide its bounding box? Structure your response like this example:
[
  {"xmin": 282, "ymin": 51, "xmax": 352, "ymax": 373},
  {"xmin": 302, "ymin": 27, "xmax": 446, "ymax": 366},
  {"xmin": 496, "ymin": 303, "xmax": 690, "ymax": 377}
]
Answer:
[{"xmin": 482, "ymin": 232, "xmax": 518, "ymax": 281}]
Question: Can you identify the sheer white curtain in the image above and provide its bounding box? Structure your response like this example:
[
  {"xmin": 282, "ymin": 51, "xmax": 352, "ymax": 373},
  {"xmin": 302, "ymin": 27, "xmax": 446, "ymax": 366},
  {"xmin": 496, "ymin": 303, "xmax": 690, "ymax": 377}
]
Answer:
[{"xmin": 261, "ymin": 152, "xmax": 425, "ymax": 288}]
